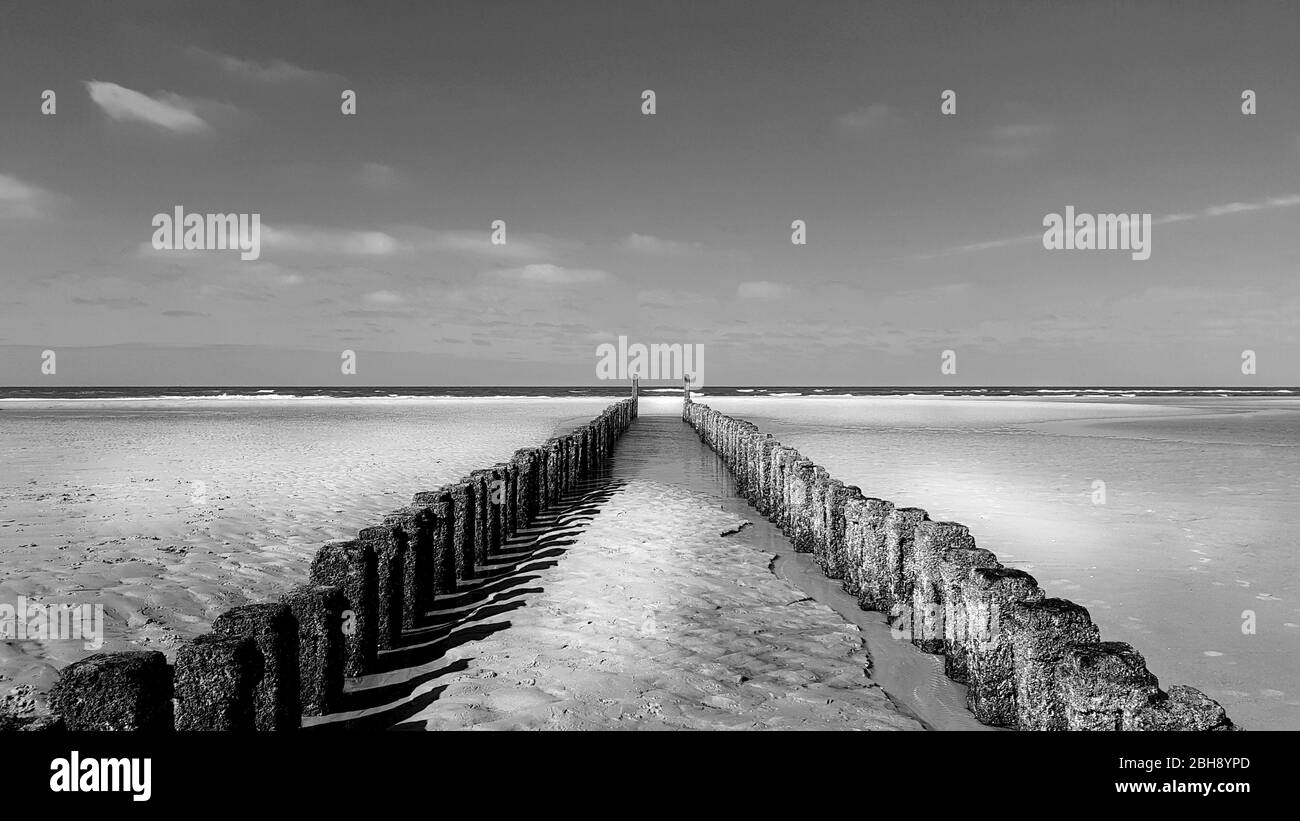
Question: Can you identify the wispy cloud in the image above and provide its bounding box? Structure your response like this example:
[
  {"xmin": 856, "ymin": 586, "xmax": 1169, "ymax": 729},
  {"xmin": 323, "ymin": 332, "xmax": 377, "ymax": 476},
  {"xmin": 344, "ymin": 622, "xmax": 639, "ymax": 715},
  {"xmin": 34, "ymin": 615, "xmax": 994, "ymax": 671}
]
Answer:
[
  {"xmin": 356, "ymin": 162, "xmax": 397, "ymax": 190},
  {"xmin": 261, "ymin": 225, "xmax": 403, "ymax": 256},
  {"xmin": 431, "ymin": 230, "xmax": 574, "ymax": 260},
  {"xmin": 362, "ymin": 290, "xmax": 406, "ymax": 306},
  {"xmin": 635, "ymin": 289, "xmax": 715, "ymax": 310},
  {"xmin": 187, "ymin": 47, "xmax": 342, "ymax": 84},
  {"xmin": 975, "ymin": 122, "xmax": 1055, "ymax": 161},
  {"xmin": 85, "ymin": 81, "xmax": 210, "ymax": 134},
  {"xmin": 70, "ymin": 295, "xmax": 148, "ymax": 309},
  {"xmin": 621, "ymin": 233, "xmax": 701, "ymax": 255},
  {"xmin": 738, "ymin": 281, "xmax": 793, "ymax": 300},
  {"xmin": 1198, "ymin": 195, "xmax": 1300, "ymax": 217},
  {"xmin": 906, "ymin": 194, "xmax": 1300, "ymax": 261},
  {"xmin": 835, "ymin": 103, "xmax": 901, "ymax": 134},
  {"xmin": 0, "ymin": 173, "xmax": 53, "ymax": 218},
  {"xmin": 135, "ymin": 221, "xmax": 580, "ymax": 264},
  {"xmin": 906, "ymin": 232, "xmax": 1043, "ymax": 261},
  {"xmin": 490, "ymin": 264, "xmax": 612, "ymax": 285},
  {"xmin": 885, "ymin": 282, "xmax": 974, "ymax": 302}
]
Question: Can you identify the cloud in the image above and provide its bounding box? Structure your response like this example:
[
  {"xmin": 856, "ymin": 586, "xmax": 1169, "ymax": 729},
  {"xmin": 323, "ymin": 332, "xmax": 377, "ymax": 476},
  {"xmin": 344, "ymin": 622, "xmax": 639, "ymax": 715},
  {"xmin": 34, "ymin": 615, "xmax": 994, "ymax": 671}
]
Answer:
[
  {"xmin": 622, "ymin": 233, "xmax": 701, "ymax": 255},
  {"xmin": 161, "ymin": 309, "xmax": 210, "ymax": 318},
  {"xmin": 738, "ymin": 281, "xmax": 793, "ymax": 300},
  {"xmin": 340, "ymin": 308, "xmax": 411, "ymax": 319},
  {"xmin": 492, "ymin": 264, "xmax": 613, "ymax": 285},
  {"xmin": 905, "ymin": 232, "xmax": 1042, "ymax": 261},
  {"xmin": 636, "ymin": 289, "xmax": 714, "ymax": 310},
  {"xmin": 187, "ymin": 47, "xmax": 342, "ymax": 84},
  {"xmin": 907, "ymin": 193, "xmax": 1300, "ymax": 260},
  {"xmin": 85, "ymin": 81, "xmax": 210, "ymax": 134},
  {"xmin": 1182, "ymin": 194, "xmax": 1300, "ymax": 221},
  {"xmin": 135, "ymin": 220, "xmax": 582, "ymax": 266},
  {"xmin": 976, "ymin": 122, "xmax": 1055, "ymax": 161},
  {"xmin": 70, "ymin": 295, "xmax": 148, "ymax": 309},
  {"xmin": 0, "ymin": 173, "xmax": 53, "ymax": 218},
  {"xmin": 887, "ymin": 282, "xmax": 974, "ymax": 302},
  {"xmin": 836, "ymin": 104, "xmax": 900, "ymax": 133},
  {"xmin": 1204, "ymin": 202, "xmax": 1260, "ymax": 217},
  {"xmin": 357, "ymin": 162, "xmax": 397, "ymax": 190},
  {"xmin": 430, "ymin": 230, "xmax": 573, "ymax": 260},
  {"xmin": 261, "ymin": 225, "xmax": 403, "ymax": 256},
  {"xmin": 362, "ymin": 290, "xmax": 404, "ymax": 306}
]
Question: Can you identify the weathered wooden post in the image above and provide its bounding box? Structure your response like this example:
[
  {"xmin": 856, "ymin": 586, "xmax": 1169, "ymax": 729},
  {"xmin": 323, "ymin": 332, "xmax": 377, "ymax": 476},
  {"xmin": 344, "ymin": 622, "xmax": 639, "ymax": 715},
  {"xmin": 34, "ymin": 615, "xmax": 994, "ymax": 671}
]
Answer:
[
  {"xmin": 1005, "ymin": 597, "xmax": 1100, "ymax": 730},
  {"xmin": 467, "ymin": 469, "xmax": 494, "ymax": 562},
  {"xmin": 503, "ymin": 461, "xmax": 520, "ymax": 538},
  {"xmin": 356, "ymin": 520, "xmax": 410, "ymax": 649},
  {"xmin": 213, "ymin": 603, "xmax": 300, "ymax": 730},
  {"xmin": 174, "ymin": 633, "xmax": 263, "ymax": 731},
  {"xmin": 281, "ymin": 584, "xmax": 347, "ymax": 716},
  {"xmin": 449, "ymin": 481, "xmax": 476, "ymax": 581},
  {"xmin": 309, "ymin": 539, "xmax": 377, "ymax": 675},
  {"xmin": 908, "ymin": 521, "xmax": 976, "ymax": 653},
  {"xmin": 512, "ymin": 447, "xmax": 541, "ymax": 526},
  {"xmin": 961, "ymin": 566, "xmax": 1045, "ymax": 726},
  {"xmin": 49, "ymin": 651, "xmax": 174, "ymax": 731},
  {"xmin": 411, "ymin": 488, "xmax": 457, "ymax": 594}
]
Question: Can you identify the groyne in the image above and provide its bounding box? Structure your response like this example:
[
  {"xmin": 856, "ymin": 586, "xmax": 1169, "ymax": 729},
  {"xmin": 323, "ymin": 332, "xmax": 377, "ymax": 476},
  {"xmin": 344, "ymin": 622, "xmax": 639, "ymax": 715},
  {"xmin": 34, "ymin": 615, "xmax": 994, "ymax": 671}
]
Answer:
[
  {"xmin": 681, "ymin": 389, "xmax": 1236, "ymax": 731},
  {"xmin": 17, "ymin": 388, "xmax": 639, "ymax": 731}
]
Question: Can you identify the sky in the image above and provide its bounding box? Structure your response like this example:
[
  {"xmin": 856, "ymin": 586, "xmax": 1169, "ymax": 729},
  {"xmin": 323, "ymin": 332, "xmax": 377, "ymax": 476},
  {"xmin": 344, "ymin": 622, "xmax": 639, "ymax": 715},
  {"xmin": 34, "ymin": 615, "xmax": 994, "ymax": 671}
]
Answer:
[{"xmin": 1, "ymin": 0, "xmax": 1299, "ymax": 386}]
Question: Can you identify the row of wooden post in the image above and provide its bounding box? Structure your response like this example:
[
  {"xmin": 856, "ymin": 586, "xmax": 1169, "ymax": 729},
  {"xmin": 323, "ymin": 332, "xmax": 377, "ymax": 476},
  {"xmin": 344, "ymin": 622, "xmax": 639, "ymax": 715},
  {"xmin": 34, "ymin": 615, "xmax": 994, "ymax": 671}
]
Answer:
[
  {"xmin": 40, "ymin": 388, "xmax": 639, "ymax": 731},
  {"xmin": 681, "ymin": 386, "xmax": 1234, "ymax": 731}
]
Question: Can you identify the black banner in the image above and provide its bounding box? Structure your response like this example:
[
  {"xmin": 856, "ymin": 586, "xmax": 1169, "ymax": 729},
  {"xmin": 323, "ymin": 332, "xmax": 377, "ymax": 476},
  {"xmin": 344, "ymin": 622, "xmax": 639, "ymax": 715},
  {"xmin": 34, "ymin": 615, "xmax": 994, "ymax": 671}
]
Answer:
[{"xmin": 6, "ymin": 730, "xmax": 1288, "ymax": 811}]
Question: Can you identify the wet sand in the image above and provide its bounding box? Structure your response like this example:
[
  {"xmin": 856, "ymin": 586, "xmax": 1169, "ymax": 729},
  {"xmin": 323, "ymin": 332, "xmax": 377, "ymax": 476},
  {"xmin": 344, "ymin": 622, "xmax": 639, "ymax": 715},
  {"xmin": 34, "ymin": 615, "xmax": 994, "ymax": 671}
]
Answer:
[{"xmin": 642, "ymin": 404, "xmax": 987, "ymax": 730}]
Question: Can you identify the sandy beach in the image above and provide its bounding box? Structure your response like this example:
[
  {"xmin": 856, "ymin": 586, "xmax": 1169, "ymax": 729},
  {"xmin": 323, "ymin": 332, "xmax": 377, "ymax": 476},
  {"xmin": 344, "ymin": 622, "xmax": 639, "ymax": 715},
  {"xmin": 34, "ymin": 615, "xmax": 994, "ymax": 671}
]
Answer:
[
  {"xmin": 1, "ymin": 395, "xmax": 950, "ymax": 730},
  {"xmin": 312, "ymin": 411, "xmax": 926, "ymax": 731},
  {"xmin": 4, "ymin": 393, "xmax": 1291, "ymax": 732},
  {"xmin": 0, "ymin": 397, "xmax": 615, "ymax": 700},
  {"xmin": 704, "ymin": 394, "xmax": 1300, "ymax": 730}
]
